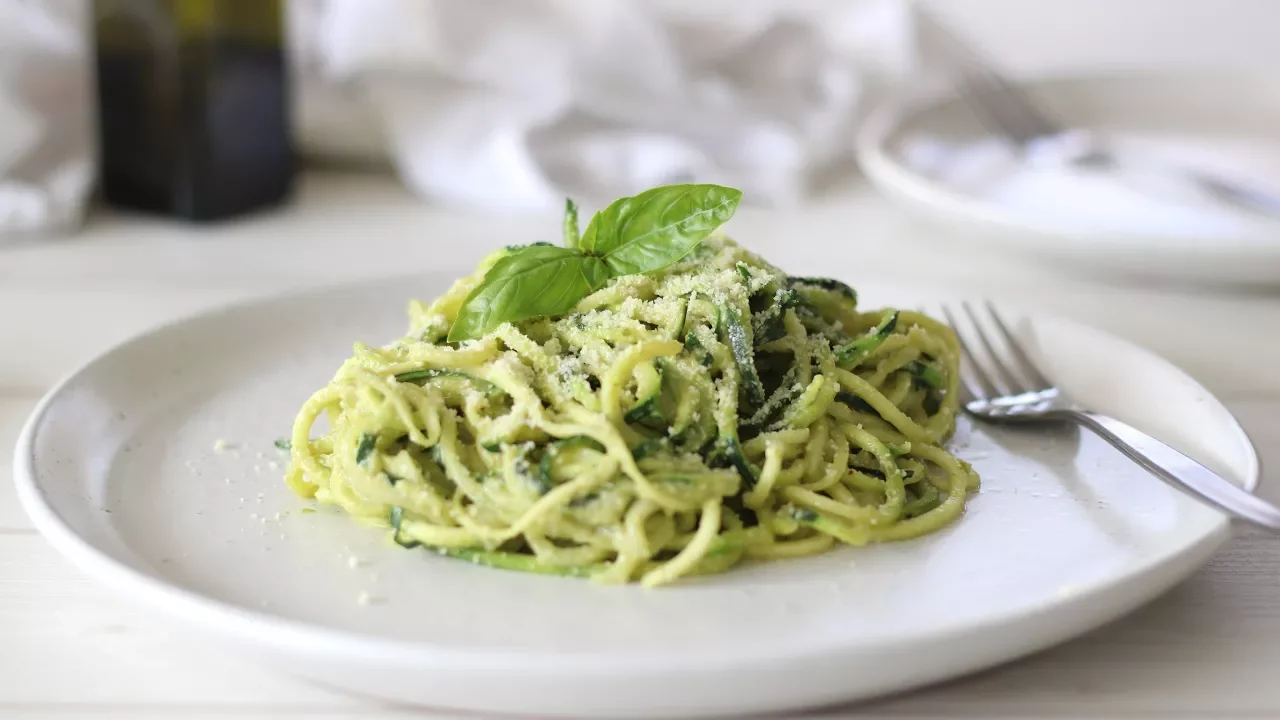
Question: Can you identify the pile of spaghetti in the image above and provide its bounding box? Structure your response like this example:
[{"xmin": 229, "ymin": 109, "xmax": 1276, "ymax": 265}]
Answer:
[{"xmin": 283, "ymin": 236, "xmax": 978, "ymax": 587}]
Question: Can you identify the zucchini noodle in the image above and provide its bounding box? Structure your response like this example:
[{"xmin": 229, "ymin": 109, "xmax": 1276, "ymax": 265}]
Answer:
[{"xmin": 283, "ymin": 236, "xmax": 979, "ymax": 587}]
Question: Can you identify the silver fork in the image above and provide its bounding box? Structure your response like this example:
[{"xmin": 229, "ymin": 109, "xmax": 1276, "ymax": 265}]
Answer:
[
  {"xmin": 943, "ymin": 301, "xmax": 1279, "ymax": 530},
  {"xmin": 919, "ymin": 10, "xmax": 1280, "ymax": 220}
]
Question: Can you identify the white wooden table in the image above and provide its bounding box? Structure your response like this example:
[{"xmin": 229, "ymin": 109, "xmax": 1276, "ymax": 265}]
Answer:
[{"xmin": 3, "ymin": 172, "xmax": 1280, "ymax": 719}]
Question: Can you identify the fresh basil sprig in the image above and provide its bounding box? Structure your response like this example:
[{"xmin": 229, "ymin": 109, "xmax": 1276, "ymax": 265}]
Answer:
[{"xmin": 448, "ymin": 183, "xmax": 742, "ymax": 342}]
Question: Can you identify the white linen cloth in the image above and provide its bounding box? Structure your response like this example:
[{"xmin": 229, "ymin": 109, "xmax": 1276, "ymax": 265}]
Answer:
[
  {"xmin": 0, "ymin": 0, "xmax": 94, "ymax": 239},
  {"xmin": 289, "ymin": 0, "xmax": 916, "ymax": 210}
]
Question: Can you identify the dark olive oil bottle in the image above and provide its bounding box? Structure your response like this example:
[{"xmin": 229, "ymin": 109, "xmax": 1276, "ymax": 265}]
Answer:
[{"xmin": 94, "ymin": 0, "xmax": 294, "ymax": 221}]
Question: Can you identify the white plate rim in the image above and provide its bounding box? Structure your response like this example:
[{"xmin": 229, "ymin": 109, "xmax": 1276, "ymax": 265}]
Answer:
[
  {"xmin": 12, "ymin": 275, "xmax": 1262, "ymax": 678},
  {"xmin": 854, "ymin": 70, "xmax": 1280, "ymax": 278}
]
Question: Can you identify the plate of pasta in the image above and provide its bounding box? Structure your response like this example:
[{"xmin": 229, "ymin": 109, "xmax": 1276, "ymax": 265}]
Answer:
[{"xmin": 16, "ymin": 185, "xmax": 1258, "ymax": 717}]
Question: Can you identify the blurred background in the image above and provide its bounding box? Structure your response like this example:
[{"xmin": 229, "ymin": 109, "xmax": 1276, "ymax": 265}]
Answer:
[{"xmin": 5, "ymin": 0, "xmax": 1280, "ymax": 229}]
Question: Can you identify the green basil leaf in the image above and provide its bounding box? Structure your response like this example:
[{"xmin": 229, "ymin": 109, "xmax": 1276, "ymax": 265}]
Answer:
[
  {"xmin": 447, "ymin": 245, "xmax": 609, "ymax": 342},
  {"xmin": 577, "ymin": 210, "xmax": 603, "ymax": 254},
  {"xmin": 585, "ymin": 184, "xmax": 743, "ymax": 276},
  {"xmin": 563, "ymin": 198, "xmax": 580, "ymax": 249}
]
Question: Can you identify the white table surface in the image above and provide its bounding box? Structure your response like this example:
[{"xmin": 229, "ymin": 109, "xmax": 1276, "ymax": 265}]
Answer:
[{"xmin": 3, "ymin": 171, "xmax": 1280, "ymax": 719}]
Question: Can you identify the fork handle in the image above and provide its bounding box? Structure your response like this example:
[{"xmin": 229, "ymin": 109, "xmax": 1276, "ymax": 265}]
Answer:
[{"xmin": 1070, "ymin": 411, "xmax": 1280, "ymax": 531}]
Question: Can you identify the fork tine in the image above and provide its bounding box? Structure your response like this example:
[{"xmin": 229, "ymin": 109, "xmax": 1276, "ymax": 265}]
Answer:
[
  {"xmin": 984, "ymin": 301, "xmax": 1053, "ymax": 389},
  {"xmin": 961, "ymin": 301, "xmax": 1029, "ymax": 395},
  {"xmin": 918, "ymin": 10, "xmax": 1060, "ymax": 144},
  {"xmin": 921, "ymin": 10, "xmax": 1054, "ymax": 134},
  {"xmin": 957, "ymin": 70, "xmax": 1048, "ymax": 145},
  {"xmin": 940, "ymin": 304, "xmax": 994, "ymax": 402},
  {"xmin": 955, "ymin": 54, "xmax": 1059, "ymax": 141}
]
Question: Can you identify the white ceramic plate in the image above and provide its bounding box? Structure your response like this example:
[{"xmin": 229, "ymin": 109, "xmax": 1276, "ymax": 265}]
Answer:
[
  {"xmin": 857, "ymin": 71, "xmax": 1280, "ymax": 285},
  {"xmin": 15, "ymin": 275, "xmax": 1258, "ymax": 718}
]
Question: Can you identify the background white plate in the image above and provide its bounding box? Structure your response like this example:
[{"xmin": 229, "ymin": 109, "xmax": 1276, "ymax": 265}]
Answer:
[
  {"xmin": 857, "ymin": 71, "xmax": 1280, "ymax": 285},
  {"xmin": 15, "ymin": 275, "xmax": 1258, "ymax": 718}
]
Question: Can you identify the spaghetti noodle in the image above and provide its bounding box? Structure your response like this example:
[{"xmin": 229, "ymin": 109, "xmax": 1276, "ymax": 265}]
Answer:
[{"xmin": 283, "ymin": 235, "xmax": 978, "ymax": 587}]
